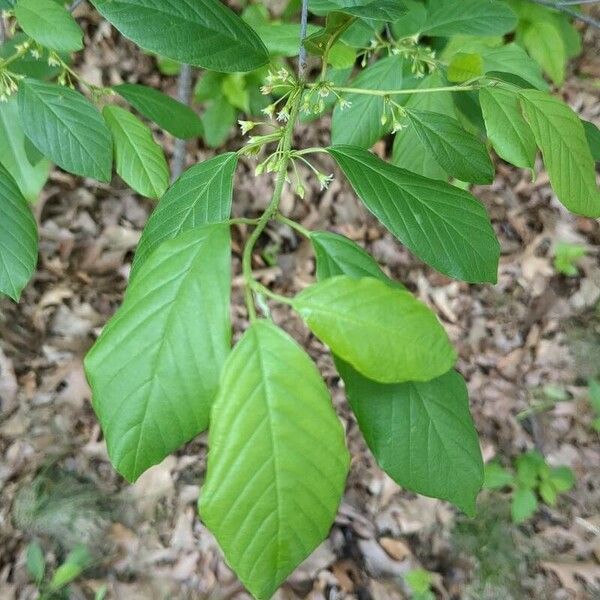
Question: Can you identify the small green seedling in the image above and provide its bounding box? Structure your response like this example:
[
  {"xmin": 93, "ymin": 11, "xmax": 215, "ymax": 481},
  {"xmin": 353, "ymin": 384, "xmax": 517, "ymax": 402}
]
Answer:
[
  {"xmin": 25, "ymin": 542, "xmax": 93, "ymax": 600},
  {"xmin": 553, "ymin": 242, "xmax": 587, "ymax": 276},
  {"xmin": 484, "ymin": 451, "xmax": 575, "ymax": 523}
]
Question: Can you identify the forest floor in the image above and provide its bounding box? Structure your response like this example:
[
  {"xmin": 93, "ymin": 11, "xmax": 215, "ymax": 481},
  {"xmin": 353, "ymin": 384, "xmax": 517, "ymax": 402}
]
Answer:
[{"xmin": 1, "ymin": 5, "xmax": 600, "ymax": 600}]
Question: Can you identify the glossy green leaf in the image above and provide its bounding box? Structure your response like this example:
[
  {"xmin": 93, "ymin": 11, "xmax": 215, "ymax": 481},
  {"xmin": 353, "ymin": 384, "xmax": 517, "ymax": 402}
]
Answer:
[
  {"xmin": 311, "ymin": 230, "xmax": 396, "ymax": 284},
  {"xmin": 338, "ymin": 362, "xmax": 483, "ymax": 515},
  {"xmin": 422, "ymin": 0, "xmax": 517, "ymax": 36},
  {"xmin": 520, "ymin": 90, "xmax": 600, "ymax": 218},
  {"xmin": 293, "ymin": 275, "xmax": 456, "ymax": 383},
  {"xmin": 329, "ymin": 145, "xmax": 500, "ymax": 283},
  {"xmin": 0, "ymin": 162, "xmax": 38, "ymax": 301},
  {"xmin": 15, "ymin": 0, "xmax": 83, "ymax": 53},
  {"xmin": 332, "ymin": 55, "xmax": 415, "ymax": 148},
  {"xmin": 0, "ymin": 97, "xmax": 50, "ymax": 202},
  {"xmin": 511, "ymin": 488, "xmax": 537, "ymax": 523},
  {"xmin": 447, "ymin": 52, "xmax": 484, "ymax": 83},
  {"xmin": 200, "ymin": 320, "xmax": 349, "ymax": 600},
  {"xmin": 407, "ymin": 109, "xmax": 494, "ymax": 183},
  {"xmin": 131, "ymin": 153, "xmax": 237, "ymax": 277},
  {"xmin": 392, "ymin": 72, "xmax": 455, "ymax": 180},
  {"xmin": 521, "ymin": 20, "xmax": 565, "ymax": 85},
  {"xmin": 582, "ymin": 119, "xmax": 600, "ymax": 161},
  {"xmin": 85, "ymin": 224, "xmax": 231, "ymax": 481},
  {"xmin": 90, "ymin": 0, "xmax": 268, "ymax": 72},
  {"xmin": 113, "ymin": 83, "xmax": 204, "ymax": 139},
  {"xmin": 18, "ymin": 79, "xmax": 112, "ymax": 181},
  {"xmin": 337, "ymin": 0, "xmax": 406, "ymax": 21},
  {"xmin": 103, "ymin": 106, "xmax": 169, "ymax": 199},
  {"xmin": 480, "ymin": 87, "xmax": 537, "ymax": 171}
]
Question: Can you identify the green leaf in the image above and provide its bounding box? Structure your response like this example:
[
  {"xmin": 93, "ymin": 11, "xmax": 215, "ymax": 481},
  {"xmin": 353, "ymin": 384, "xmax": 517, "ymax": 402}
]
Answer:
[
  {"xmin": 90, "ymin": 0, "xmax": 268, "ymax": 72},
  {"xmin": 483, "ymin": 462, "xmax": 514, "ymax": 489},
  {"xmin": 202, "ymin": 99, "xmax": 237, "ymax": 148},
  {"xmin": 328, "ymin": 145, "xmax": 500, "ymax": 283},
  {"xmin": 520, "ymin": 90, "xmax": 600, "ymax": 218},
  {"xmin": 406, "ymin": 109, "xmax": 494, "ymax": 183},
  {"xmin": 338, "ymin": 362, "xmax": 483, "ymax": 515},
  {"xmin": 391, "ymin": 0, "xmax": 427, "ymax": 37},
  {"xmin": 113, "ymin": 84, "xmax": 204, "ymax": 139},
  {"xmin": 511, "ymin": 488, "xmax": 538, "ymax": 523},
  {"xmin": 311, "ymin": 230, "xmax": 398, "ymax": 285},
  {"xmin": 480, "ymin": 87, "xmax": 537, "ymax": 171},
  {"xmin": 332, "ymin": 55, "xmax": 416, "ymax": 148},
  {"xmin": 253, "ymin": 22, "xmax": 319, "ymax": 57},
  {"xmin": 200, "ymin": 320, "xmax": 349, "ymax": 600},
  {"xmin": 293, "ymin": 275, "xmax": 456, "ymax": 383},
  {"xmin": 0, "ymin": 97, "xmax": 50, "ymax": 202},
  {"xmin": 0, "ymin": 163, "xmax": 38, "ymax": 301},
  {"xmin": 26, "ymin": 542, "xmax": 45, "ymax": 585},
  {"xmin": 49, "ymin": 546, "xmax": 91, "ymax": 591},
  {"xmin": 131, "ymin": 153, "xmax": 237, "ymax": 277},
  {"xmin": 521, "ymin": 20, "xmax": 565, "ymax": 85},
  {"xmin": 549, "ymin": 466, "xmax": 575, "ymax": 493},
  {"xmin": 515, "ymin": 451, "xmax": 543, "ymax": 489},
  {"xmin": 392, "ymin": 72, "xmax": 455, "ymax": 180},
  {"xmin": 336, "ymin": 0, "xmax": 406, "ymax": 21},
  {"xmin": 582, "ymin": 119, "xmax": 600, "ymax": 161},
  {"xmin": 447, "ymin": 52, "xmax": 484, "ymax": 83},
  {"xmin": 18, "ymin": 79, "xmax": 112, "ymax": 181},
  {"xmin": 15, "ymin": 0, "xmax": 83, "ymax": 53},
  {"xmin": 481, "ymin": 43, "xmax": 548, "ymax": 90},
  {"xmin": 103, "ymin": 106, "xmax": 168, "ymax": 199},
  {"xmin": 422, "ymin": 0, "xmax": 517, "ymax": 36},
  {"xmin": 0, "ymin": 33, "xmax": 64, "ymax": 80},
  {"xmin": 85, "ymin": 224, "xmax": 232, "ymax": 482}
]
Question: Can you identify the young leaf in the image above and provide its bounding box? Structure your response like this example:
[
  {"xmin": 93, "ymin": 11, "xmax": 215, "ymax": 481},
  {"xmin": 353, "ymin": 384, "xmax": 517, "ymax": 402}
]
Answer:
[
  {"xmin": 113, "ymin": 84, "xmax": 204, "ymax": 139},
  {"xmin": 18, "ymin": 79, "xmax": 112, "ymax": 181},
  {"xmin": 85, "ymin": 224, "xmax": 231, "ymax": 481},
  {"xmin": 332, "ymin": 55, "xmax": 416, "ymax": 148},
  {"xmin": 520, "ymin": 91, "xmax": 600, "ymax": 218},
  {"xmin": 511, "ymin": 488, "xmax": 538, "ymax": 523},
  {"xmin": 392, "ymin": 72, "xmax": 455, "ymax": 180},
  {"xmin": 338, "ymin": 361, "xmax": 483, "ymax": 515},
  {"xmin": 328, "ymin": 145, "xmax": 500, "ymax": 283},
  {"xmin": 200, "ymin": 320, "xmax": 349, "ymax": 600},
  {"xmin": 0, "ymin": 98, "xmax": 50, "ymax": 202},
  {"xmin": 15, "ymin": 0, "xmax": 83, "ymax": 53},
  {"xmin": 0, "ymin": 163, "xmax": 38, "ymax": 301},
  {"xmin": 293, "ymin": 275, "xmax": 456, "ymax": 383},
  {"xmin": 479, "ymin": 87, "xmax": 537, "ymax": 171},
  {"xmin": 103, "ymin": 106, "xmax": 169, "ymax": 199},
  {"xmin": 481, "ymin": 43, "xmax": 548, "ymax": 91},
  {"xmin": 484, "ymin": 463, "xmax": 515, "ymax": 489},
  {"xmin": 131, "ymin": 153, "xmax": 237, "ymax": 277},
  {"xmin": 311, "ymin": 230, "xmax": 398, "ymax": 285},
  {"xmin": 406, "ymin": 109, "xmax": 494, "ymax": 183},
  {"xmin": 90, "ymin": 0, "xmax": 269, "ymax": 72},
  {"xmin": 422, "ymin": 0, "xmax": 517, "ymax": 36}
]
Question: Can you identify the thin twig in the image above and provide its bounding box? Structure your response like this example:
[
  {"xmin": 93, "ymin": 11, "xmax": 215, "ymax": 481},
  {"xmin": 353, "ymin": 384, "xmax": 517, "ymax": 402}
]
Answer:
[
  {"xmin": 171, "ymin": 64, "xmax": 193, "ymax": 181},
  {"xmin": 529, "ymin": 0, "xmax": 600, "ymax": 27},
  {"xmin": 298, "ymin": 0, "xmax": 309, "ymax": 80}
]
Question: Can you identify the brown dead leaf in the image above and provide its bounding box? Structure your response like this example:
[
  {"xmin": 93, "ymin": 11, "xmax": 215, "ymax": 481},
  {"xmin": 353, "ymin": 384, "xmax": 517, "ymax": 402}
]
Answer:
[
  {"xmin": 379, "ymin": 537, "xmax": 412, "ymax": 562},
  {"xmin": 541, "ymin": 561, "xmax": 600, "ymax": 592}
]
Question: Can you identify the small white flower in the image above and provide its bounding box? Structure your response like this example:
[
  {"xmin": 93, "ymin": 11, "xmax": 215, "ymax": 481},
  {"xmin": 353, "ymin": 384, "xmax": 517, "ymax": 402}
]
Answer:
[
  {"xmin": 238, "ymin": 120, "xmax": 255, "ymax": 135},
  {"xmin": 317, "ymin": 172, "xmax": 334, "ymax": 190}
]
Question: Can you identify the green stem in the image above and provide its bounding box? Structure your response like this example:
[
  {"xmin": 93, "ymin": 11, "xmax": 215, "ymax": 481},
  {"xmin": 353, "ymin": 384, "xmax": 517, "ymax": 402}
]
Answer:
[
  {"xmin": 228, "ymin": 217, "xmax": 261, "ymax": 226},
  {"xmin": 252, "ymin": 281, "xmax": 295, "ymax": 306},
  {"xmin": 276, "ymin": 214, "xmax": 311, "ymax": 238},
  {"xmin": 293, "ymin": 147, "xmax": 329, "ymax": 157},
  {"xmin": 313, "ymin": 82, "xmax": 485, "ymax": 97},
  {"xmin": 242, "ymin": 87, "xmax": 304, "ymax": 321}
]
